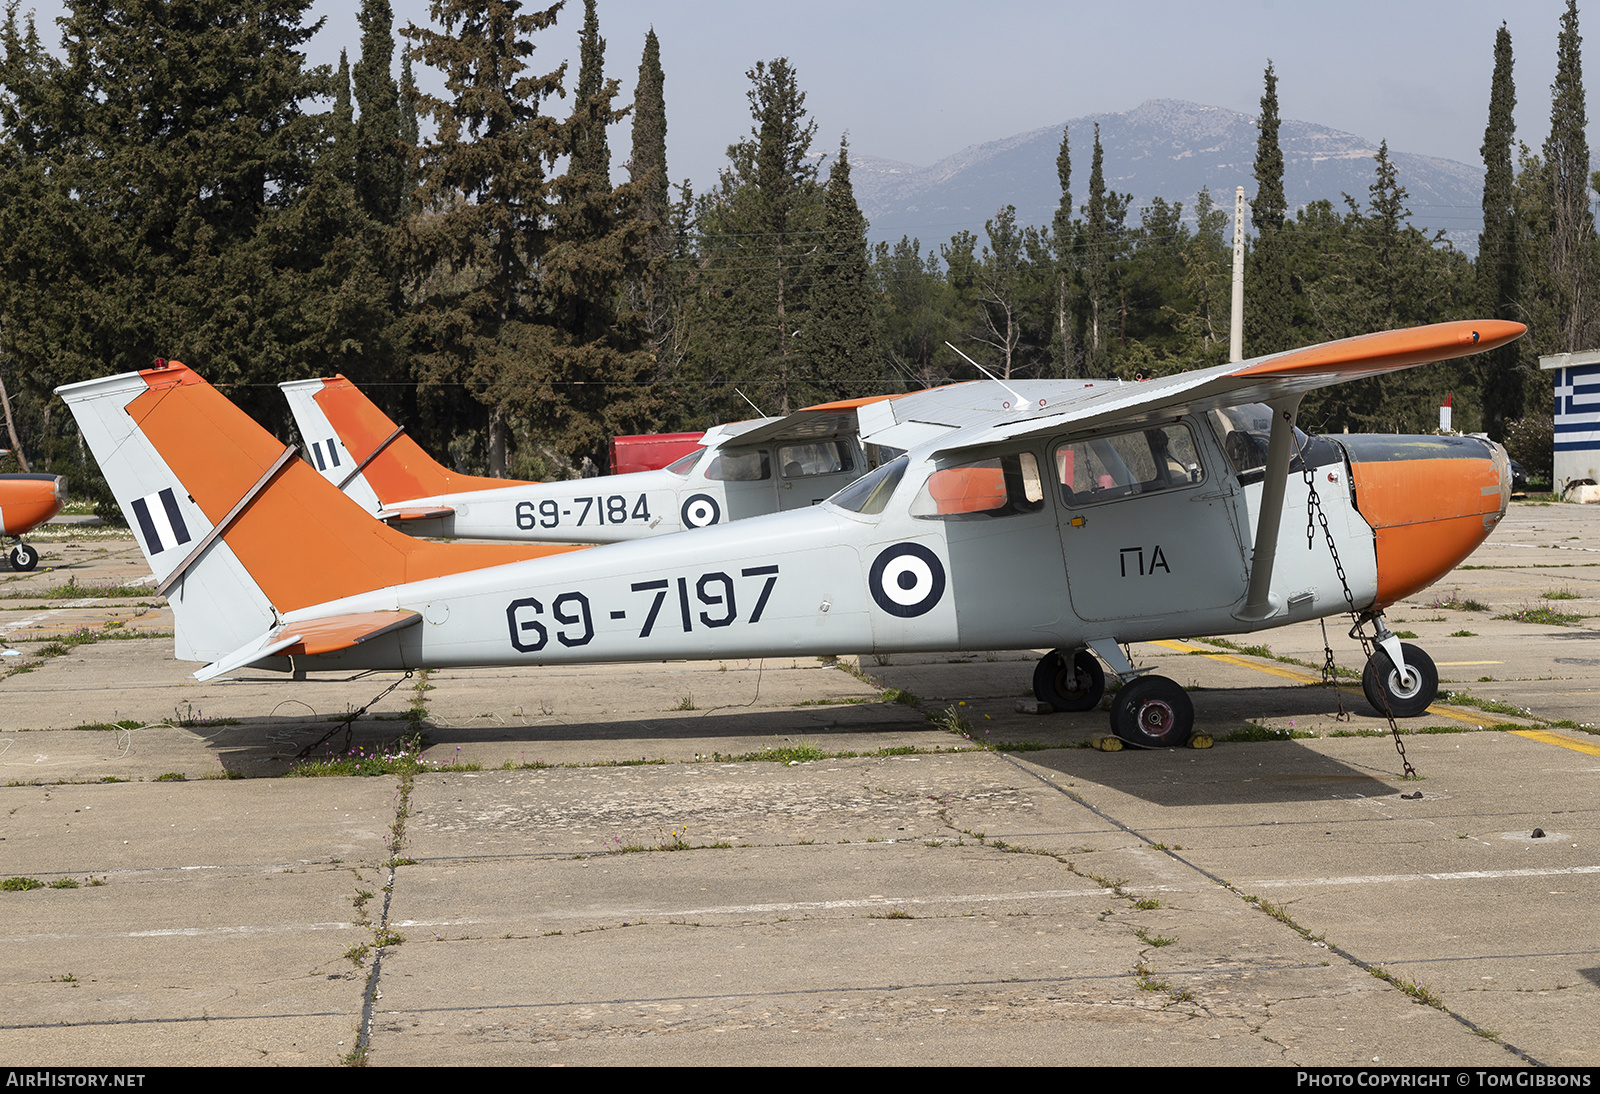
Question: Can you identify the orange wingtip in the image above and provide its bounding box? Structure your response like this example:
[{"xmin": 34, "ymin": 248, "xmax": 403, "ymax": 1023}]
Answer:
[
  {"xmin": 797, "ymin": 393, "xmax": 906, "ymax": 412},
  {"xmin": 279, "ymin": 611, "xmax": 421, "ymax": 658},
  {"xmin": 1236, "ymin": 321, "xmax": 1526, "ymax": 378},
  {"xmin": 378, "ymin": 506, "xmax": 456, "ymax": 522}
]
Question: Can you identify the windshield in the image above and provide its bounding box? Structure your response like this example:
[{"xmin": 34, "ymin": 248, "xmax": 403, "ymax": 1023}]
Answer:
[
  {"xmin": 664, "ymin": 449, "xmax": 704, "ymax": 476},
  {"xmin": 827, "ymin": 456, "xmax": 907, "ymax": 515}
]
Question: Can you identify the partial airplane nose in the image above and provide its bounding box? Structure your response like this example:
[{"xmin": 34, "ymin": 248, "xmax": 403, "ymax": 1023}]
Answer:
[{"xmin": 1338, "ymin": 435, "xmax": 1509, "ymax": 607}]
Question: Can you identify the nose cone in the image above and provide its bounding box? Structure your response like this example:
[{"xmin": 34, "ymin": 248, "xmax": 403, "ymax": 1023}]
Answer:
[
  {"xmin": 0, "ymin": 474, "xmax": 66, "ymax": 536},
  {"xmin": 1340, "ymin": 435, "xmax": 1509, "ymax": 607}
]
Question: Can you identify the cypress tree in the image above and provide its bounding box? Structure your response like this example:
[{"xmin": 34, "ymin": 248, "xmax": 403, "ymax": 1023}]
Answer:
[
  {"xmin": 1083, "ymin": 125, "xmax": 1107, "ymax": 373},
  {"xmin": 1050, "ymin": 124, "xmax": 1078, "ymax": 376},
  {"xmin": 799, "ymin": 135, "xmax": 882, "ymax": 401},
  {"xmin": 1544, "ymin": 0, "xmax": 1594, "ymax": 352},
  {"xmin": 1246, "ymin": 61, "xmax": 1292, "ymax": 358},
  {"xmin": 629, "ymin": 29, "xmax": 669, "ymax": 254},
  {"xmin": 571, "ymin": 0, "xmax": 609, "ymax": 183},
  {"xmin": 1478, "ymin": 22, "xmax": 1520, "ymax": 436},
  {"xmin": 354, "ymin": 0, "xmax": 404, "ymax": 226}
]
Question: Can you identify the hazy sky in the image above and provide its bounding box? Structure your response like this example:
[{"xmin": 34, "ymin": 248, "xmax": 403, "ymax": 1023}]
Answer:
[{"xmin": 17, "ymin": 0, "xmax": 1591, "ymax": 190}]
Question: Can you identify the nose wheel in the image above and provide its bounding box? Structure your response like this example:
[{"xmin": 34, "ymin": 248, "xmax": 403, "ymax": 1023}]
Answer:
[
  {"xmin": 1362, "ymin": 642, "xmax": 1437, "ymax": 718},
  {"xmin": 1033, "ymin": 648, "xmax": 1106, "ymax": 711},
  {"xmin": 1109, "ymin": 675, "xmax": 1193, "ymax": 748},
  {"xmin": 8, "ymin": 542, "xmax": 38, "ymax": 572}
]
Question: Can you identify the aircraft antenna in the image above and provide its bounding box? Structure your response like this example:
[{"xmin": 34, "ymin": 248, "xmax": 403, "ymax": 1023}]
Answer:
[
  {"xmin": 733, "ymin": 388, "xmax": 767, "ymax": 417},
  {"xmin": 942, "ymin": 342, "xmax": 1026, "ymax": 410}
]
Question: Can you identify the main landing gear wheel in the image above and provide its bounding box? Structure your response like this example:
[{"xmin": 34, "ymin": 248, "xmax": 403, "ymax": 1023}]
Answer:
[
  {"xmin": 1109, "ymin": 675, "xmax": 1194, "ymax": 749},
  {"xmin": 1033, "ymin": 648, "xmax": 1106, "ymax": 712},
  {"xmin": 1362, "ymin": 643, "xmax": 1437, "ymax": 718},
  {"xmin": 8, "ymin": 543, "xmax": 38, "ymax": 572}
]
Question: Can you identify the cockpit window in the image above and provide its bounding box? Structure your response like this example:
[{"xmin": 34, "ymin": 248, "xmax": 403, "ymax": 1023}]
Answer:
[
  {"xmin": 828, "ymin": 455, "xmax": 907, "ymax": 515},
  {"xmin": 704, "ymin": 449, "xmax": 771, "ymax": 481},
  {"xmin": 665, "ymin": 449, "xmax": 704, "ymax": 476},
  {"xmin": 778, "ymin": 440, "xmax": 854, "ymax": 478},
  {"xmin": 910, "ymin": 452, "xmax": 1044, "ymax": 520},
  {"xmin": 1054, "ymin": 424, "xmax": 1203, "ymax": 506}
]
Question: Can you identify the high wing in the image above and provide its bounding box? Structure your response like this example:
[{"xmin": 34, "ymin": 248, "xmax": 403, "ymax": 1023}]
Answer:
[{"xmin": 878, "ymin": 322, "xmax": 1523, "ymax": 456}]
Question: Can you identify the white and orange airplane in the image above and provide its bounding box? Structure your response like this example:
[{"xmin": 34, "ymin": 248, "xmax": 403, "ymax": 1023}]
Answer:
[
  {"xmin": 0, "ymin": 461, "xmax": 65, "ymax": 571},
  {"xmin": 279, "ymin": 375, "xmax": 888, "ymax": 542},
  {"xmin": 61, "ymin": 319, "xmax": 1521, "ymax": 747}
]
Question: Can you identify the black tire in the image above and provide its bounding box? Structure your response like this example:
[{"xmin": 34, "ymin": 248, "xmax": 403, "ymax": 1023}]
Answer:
[
  {"xmin": 1362, "ymin": 643, "xmax": 1437, "ymax": 718},
  {"xmin": 9, "ymin": 543, "xmax": 38, "ymax": 572},
  {"xmin": 1033, "ymin": 649, "xmax": 1106, "ymax": 712},
  {"xmin": 1109, "ymin": 675, "xmax": 1194, "ymax": 748}
]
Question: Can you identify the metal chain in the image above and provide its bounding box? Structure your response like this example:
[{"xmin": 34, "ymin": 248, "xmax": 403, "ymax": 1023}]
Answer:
[{"xmin": 1302, "ymin": 459, "xmax": 1417, "ymax": 778}]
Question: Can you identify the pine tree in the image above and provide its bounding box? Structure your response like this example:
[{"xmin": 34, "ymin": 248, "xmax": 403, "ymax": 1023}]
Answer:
[
  {"xmin": 1246, "ymin": 61, "xmax": 1292, "ymax": 358},
  {"xmin": 688, "ymin": 58, "xmax": 823, "ymax": 418},
  {"xmin": 1477, "ymin": 22, "xmax": 1521, "ymax": 437},
  {"xmin": 799, "ymin": 136, "xmax": 883, "ymax": 400},
  {"xmin": 0, "ymin": 0, "xmax": 333, "ymax": 429},
  {"xmin": 1544, "ymin": 0, "xmax": 1595, "ymax": 353},
  {"xmin": 402, "ymin": 0, "xmax": 570, "ymax": 475}
]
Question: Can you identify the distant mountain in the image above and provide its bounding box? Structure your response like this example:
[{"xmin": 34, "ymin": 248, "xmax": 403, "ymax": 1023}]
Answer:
[{"xmin": 853, "ymin": 99, "xmax": 1485, "ymax": 257}]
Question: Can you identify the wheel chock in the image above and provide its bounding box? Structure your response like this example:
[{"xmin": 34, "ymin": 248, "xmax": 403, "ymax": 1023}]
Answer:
[
  {"xmin": 1089, "ymin": 734, "xmax": 1123, "ymax": 752},
  {"xmin": 1188, "ymin": 733, "xmax": 1214, "ymax": 749}
]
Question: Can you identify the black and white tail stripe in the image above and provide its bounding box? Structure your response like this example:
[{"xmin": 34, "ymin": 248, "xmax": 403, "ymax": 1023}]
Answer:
[
  {"xmin": 131, "ymin": 488, "xmax": 192, "ymax": 556},
  {"xmin": 309, "ymin": 438, "xmax": 343, "ymax": 472}
]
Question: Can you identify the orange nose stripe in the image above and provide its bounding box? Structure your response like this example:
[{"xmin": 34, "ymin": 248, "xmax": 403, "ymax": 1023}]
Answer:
[{"xmin": 1351, "ymin": 456, "xmax": 1506, "ymax": 606}]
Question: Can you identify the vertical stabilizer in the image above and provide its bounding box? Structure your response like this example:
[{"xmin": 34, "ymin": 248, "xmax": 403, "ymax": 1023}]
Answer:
[
  {"xmin": 281, "ymin": 375, "xmax": 535, "ymax": 506},
  {"xmin": 62, "ymin": 364, "xmax": 577, "ymax": 664}
]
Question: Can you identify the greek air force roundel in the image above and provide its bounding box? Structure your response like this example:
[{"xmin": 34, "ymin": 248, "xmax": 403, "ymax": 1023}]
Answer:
[
  {"xmin": 869, "ymin": 543, "xmax": 947, "ymax": 618},
  {"xmin": 680, "ymin": 493, "xmax": 721, "ymax": 529}
]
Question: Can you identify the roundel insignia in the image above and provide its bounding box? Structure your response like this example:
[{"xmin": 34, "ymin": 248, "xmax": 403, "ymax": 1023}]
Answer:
[
  {"xmin": 869, "ymin": 542, "xmax": 947, "ymax": 618},
  {"xmin": 681, "ymin": 493, "xmax": 721, "ymax": 529}
]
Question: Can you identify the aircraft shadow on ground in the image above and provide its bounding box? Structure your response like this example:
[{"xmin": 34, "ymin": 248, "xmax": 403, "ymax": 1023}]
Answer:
[{"xmin": 204, "ymin": 703, "xmax": 935, "ymax": 775}]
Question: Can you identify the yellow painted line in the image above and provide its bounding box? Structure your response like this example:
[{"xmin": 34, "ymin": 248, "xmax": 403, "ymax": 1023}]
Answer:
[
  {"xmin": 1510, "ymin": 729, "xmax": 1600, "ymax": 758},
  {"xmin": 1147, "ymin": 640, "xmax": 1510, "ymax": 727}
]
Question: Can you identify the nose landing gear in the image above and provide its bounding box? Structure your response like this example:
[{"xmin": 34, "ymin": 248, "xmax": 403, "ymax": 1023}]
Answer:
[
  {"xmin": 1362, "ymin": 639, "xmax": 1438, "ymax": 717},
  {"xmin": 7, "ymin": 541, "xmax": 38, "ymax": 572}
]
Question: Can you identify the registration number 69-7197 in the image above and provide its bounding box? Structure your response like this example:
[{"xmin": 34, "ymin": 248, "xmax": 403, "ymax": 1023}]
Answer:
[{"xmin": 506, "ymin": 566, "xmax": 780, "ymax": 653}]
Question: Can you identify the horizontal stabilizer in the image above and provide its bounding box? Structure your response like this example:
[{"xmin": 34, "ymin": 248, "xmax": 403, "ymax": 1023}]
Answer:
[
  {"xmin": 377, "ymin": 506, "xmax": 455, "ymax": 523},
  {"xmin": 194, "ymin": 610, "xmax": 422, "ymax": 681}
]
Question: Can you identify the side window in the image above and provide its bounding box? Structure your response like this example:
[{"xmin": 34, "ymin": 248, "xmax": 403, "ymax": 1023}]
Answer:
[
  {"xmin": 1055, "ymin": 425, "xmax": 1203, "ymax": 506},
  {"xmin": 704, "ymin": 449, "xmax": 771, "ymax": 482},
  {"xmin": 910, "ymin": 452, "xmax": 1045, "ymax": 520},
  {"xmin": 778, "ymin": 441, "xmax": 855, "ymax": 478}
]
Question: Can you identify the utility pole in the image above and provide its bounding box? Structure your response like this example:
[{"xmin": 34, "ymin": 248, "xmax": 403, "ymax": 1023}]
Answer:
[{"xmin": 1230, "ymin": 186, "xmax": 1247, "ymax": 363}]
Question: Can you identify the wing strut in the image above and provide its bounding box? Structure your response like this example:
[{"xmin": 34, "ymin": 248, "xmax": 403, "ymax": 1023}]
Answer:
[
  {"xmin": 1234, "ymin": 394, "xmax": 1303, "ymax": 622},
  {"xmin": 155, "ymin": 444, "xmax": 300, "ymax": 598},
  {"xmin": 337, "ymin": 426, "xmax": 404, "ymax": 491}
]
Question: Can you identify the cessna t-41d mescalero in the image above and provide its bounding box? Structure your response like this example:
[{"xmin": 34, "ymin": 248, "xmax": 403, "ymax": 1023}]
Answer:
[
  {"xmin": 279, "ymin": 374, "xmax": 890, "ymax": 542},
  {"xmin": 1, "ymin": 467, "xmax": 66, "ymax": 571},
  {"xmin": 60, "ymin": 319, "xmax": 1523, "ymax": 749}
]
